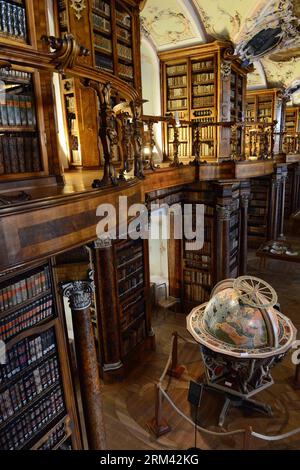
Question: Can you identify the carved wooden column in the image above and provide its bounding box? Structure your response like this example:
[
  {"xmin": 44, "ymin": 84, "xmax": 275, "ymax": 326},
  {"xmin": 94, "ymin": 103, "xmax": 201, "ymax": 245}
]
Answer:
[
  {"xmin": 119, "ymin": 111, "xmax": 134, "ymax": 179},
  {"xmin": 240, "ymin": 190, "xmax": 251, "ymax": 275},
  {"xmin": 169, "ymin": 123, "xmax": 181, "ymax": 167},
  {"xmin": 61, "ymin": 280, "xmax": 106, "ymax": 450},
  {"xmin": 216, "ymin": 204, "xmax": 231, "ymax": 281},
  {"xmin": 83, "ymin": 81, "xmax": 118, "ymax": 188},
  {"xmin": 268, "ymin": 174, "xmax": 281, "ymax": 241},
  {"xmin": 131, "ymin": 99, "xmax": 146, "ymax": 179},
  {"xmin": 279, "ymin": 169, "xmax": 288, "ymax": 239},
  {"xmin": 190, "ymin": 122, "xmax": 201, "ymax": 166},
  {"xmin": 88, "ymin": 239, "xmax": 123, "ymax": 380},
  {"xmin": 292, "ymin": 163, "xmax": 300, "ymax": 213}
]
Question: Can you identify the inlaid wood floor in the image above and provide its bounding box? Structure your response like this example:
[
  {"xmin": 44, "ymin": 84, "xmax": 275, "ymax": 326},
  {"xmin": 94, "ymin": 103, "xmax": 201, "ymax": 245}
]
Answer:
[{"xmin": 101, "ymin": 250, "xmax": 300, "ymax": 450}]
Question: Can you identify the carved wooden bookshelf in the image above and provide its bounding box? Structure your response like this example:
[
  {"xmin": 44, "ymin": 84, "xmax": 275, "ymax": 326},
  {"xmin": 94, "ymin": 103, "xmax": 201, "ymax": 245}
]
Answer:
[
  {"xmin": 55, "ymin": 0, "xmax": 142, "ymax": 168},
  {"xmin": 159, "ymin": 41, "xmax": 250, "ymax": 163},
  {"xmin": 0, "ymin": 259, "xmax": 82, "ymax": 450},
  {"xmin": 285, "ymin": 106, "xmax": 300, "ymax": 134},
  {"xmin": 0, "ymin": 1, "xmax": 61, "ymax": 185}
]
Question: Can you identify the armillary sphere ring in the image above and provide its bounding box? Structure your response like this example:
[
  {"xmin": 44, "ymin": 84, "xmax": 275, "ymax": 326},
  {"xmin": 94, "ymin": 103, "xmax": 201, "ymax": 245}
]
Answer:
[{"xmin": 233, "ymin": 275, "xmax": 278, "ymax": 309}]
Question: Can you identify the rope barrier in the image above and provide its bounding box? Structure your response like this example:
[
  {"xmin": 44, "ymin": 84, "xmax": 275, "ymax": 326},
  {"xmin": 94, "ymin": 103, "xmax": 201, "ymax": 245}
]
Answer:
[
  {"xmin": 252, "ymin": 428, "xmax": 300, "ymax": 442},
  {"xmin": 158, "ymin": 384, "xmax": 246, "ymax": 438},
  {"xmin": 151, "ymin": 330, "xmax": 300, "ymax": 445}
]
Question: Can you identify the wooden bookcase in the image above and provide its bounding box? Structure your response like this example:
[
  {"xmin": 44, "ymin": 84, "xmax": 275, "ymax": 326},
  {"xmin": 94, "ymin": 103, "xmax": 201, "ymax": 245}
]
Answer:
[
  {"xmin": 159, "ymin": 41, "xmax": 249, "ymax": 162},
  {"xmin": 285, "ymin": 106, "xmax": 300, "ymax": 133},
  {"xmin": 0, "ymin": 67, "xmax": 49, "ymax": 179},
  {"xmin": 55, "ymin": 0, "xmax": 142, "ymax": 168},
  {"xmin": 0, "ymin": 0, "xmax": 61, "ymax": 183},
  {"xmin": 245, "ymin": 89, "xmax": 280, "ymax": 124},
  {"xmin": 248, "ymin": 177, "xmax": 270, "ymax": 247},
  {"xmin": 0, "ymin": 260, "xmax": 82, "ymax": 450},
  {"xmin": 182, "ymin": 204, "xmax": 215, "ymax": 307},
  {"xmin": 90, "ymin": 237, "xmax": 153, "ymax": 380},
  {"xmin": 115, "ymin": 239, "xmax": 148, "ymax": 358}
]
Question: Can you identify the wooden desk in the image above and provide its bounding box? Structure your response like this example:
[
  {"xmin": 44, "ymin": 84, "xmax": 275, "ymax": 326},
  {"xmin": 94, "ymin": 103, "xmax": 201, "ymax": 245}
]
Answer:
[{"xmin": 256, "ymin": 241, "xmax": 300, "ymax": 270}]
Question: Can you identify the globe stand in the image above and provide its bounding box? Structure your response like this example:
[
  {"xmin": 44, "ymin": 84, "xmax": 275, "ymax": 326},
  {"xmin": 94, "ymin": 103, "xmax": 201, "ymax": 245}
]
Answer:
[
  {"xmin": 197, "ymin": 383, "xmax": 273, "ymax": 427},
  {"xmin": 217, "ymin": 392, "xmax": 273, "ymax": 427}
]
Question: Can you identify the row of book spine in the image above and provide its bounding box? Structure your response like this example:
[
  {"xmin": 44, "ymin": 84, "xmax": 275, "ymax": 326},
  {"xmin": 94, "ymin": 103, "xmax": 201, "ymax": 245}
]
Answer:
[
  {"xmin": 38, "ymin": 420, "xmax": 66, "ymax": 450},
  {"xmin": 120, "ymin": 298, "xmax": 144, "ymax": 331},
  {"xmin": 0, "ymin": 267, "xmax": 51, "ymax": 312},
  {"xmin": 117, "ymin": 244, "xmax": 143, "ymax": 266},
  {"xmin": 93, "ymin": 33, "xmax": 112, "ymax": 53},
  {"xmin": 118, "ymin": 62, "xmax": 133, "ymax": 79},
  {"xmin": 58, "ymin": 9, "xmax": 67, "ymax": 30},
  {"xmin": 0, "ymin": 134, "xmax": 41, "ymax": 175},
  {"xmin": 0, "ymin": 356, "xmax": 60, "ymax": 424},
  {"xmin": 184, "ymin": 270, "xmax": 212, "ymax": 286},
  {"xmin": 167, "ymin": 76, "xmax": 187, "ymax": 87},
  {"xmin": 193, "ymin": 96, "xmax": 214, "ymax": 108},
  {"xmin": 192, "ymin": 61, "xmax": 214, "ymax": 71},
  {"xmin": 168, "ymin": 142, "xmax": 189, "ymax": 157},
  {"xmin": 198, "ymin": 142, "xmax": 214, "ymax": 156},
  {"xmin": 0, "ymin": 385, "xmax": 64, "ymax": 450},
  {"xmin": 169, "ymin": 126, "xmax": 189, "ymax": 141},
  {"xmin": 194, "ymin": 126, "xmax": 214, "ymax": 140},
  {"xmin": 185, "ymin": 251, "xmax": 211, "ymax": 265},
  {"xmin": 95, "ymin": 53, "xmax": 113, "ymax": 71},
  {"xmin": 92, "ymin": 12, "xmax": 110, "ymax": 32},
  {"xmin": 117, "ymin": 25, "xmax": 131, "ymax": 43},
  {"xmin": 122, "ymin": 319, "xmax": 145, "ymax": 355},
  {"xmin": 0, "ymin": 294, "xmax": 54, "ymax": 342},
  {"xmin": 0, "ymin": 1, "xmax": 27, "ymax": 40},
  {"xmin": 119, "ymin": 272, "xmax": 143, "ymax": 296},
  {"xmin": 184, "ymin": 284, "xmax": 209, "ymax": 303},
  {"xmin": 92, "ymin": 0, "xmax": 110, "ymax": 16},
  {"xmin": 167, "ymin": 64, "xmax": 187, "ymax": 76},
  {"xmin": 193, "ymin": 73, "xmax": 214, "ymax": 84},
  {"xmin": 167, "ymin": 98, "xmax": 187, "ymax": 110},
  {"xmin": 116, "ymin": 9, "xmax": 131, "ymax": 28},
  {"xmin": 117, "ymin": 43, "xmax": 132, "ymax": 61},
  {"xmin": 118, "ymin": 258, "xmax": 143, "ymax": 281},
  {"xmin": 0, "ymin": 69, "xmax": 31, "ymax": 83},
  {"xmin": 169, "ymin": 87, "xmax": 187, "ymax": 99},
  {"xmin": 0, "ymin": 93, "xmax": 36, "ymax": 127},
  {"xmin": 0, "ymin": 328, "xmax": 56, "ymax": 383},
  {"xmin": 193, "ymin": 84, "xmax": 214, "ymax": 95}
]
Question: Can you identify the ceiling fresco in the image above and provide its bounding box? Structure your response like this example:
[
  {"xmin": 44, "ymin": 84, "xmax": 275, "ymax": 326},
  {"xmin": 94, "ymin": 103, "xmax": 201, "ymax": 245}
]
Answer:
[
  {"xmin": 141, "ymin": 0, "xmax": 300, "ymax": 103},
  {"xmin": 140, "ymin": 0, "xmax": 205, "ymax": 51}
]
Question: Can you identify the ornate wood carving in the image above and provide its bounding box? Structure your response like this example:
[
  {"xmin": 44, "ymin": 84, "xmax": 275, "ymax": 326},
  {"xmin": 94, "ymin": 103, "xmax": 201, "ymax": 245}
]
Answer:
[
  {"xmin": 84, "ymin": 81, "xmax": 118, "ymax": 187},
  {"xmin": 169, "ymin": 123, "xmax": 182, "ymax": 168},
  {"xmin": 143, "ymin": 119, "xmax": 157, "ymax": 171},
  {"xmin": 119, "ymin": 112, "xmax": 134, "ymax": 178},
  {"xmin": 131, "ymin": 99, "xmax": 146, "ymax": 179},
  {"xmin": 190, "ymin": 122, "xmax": 201, "ymax": 166},
  {"xmin": 41, "ymin": 34, "xmax": 90, "ymax": 72}
]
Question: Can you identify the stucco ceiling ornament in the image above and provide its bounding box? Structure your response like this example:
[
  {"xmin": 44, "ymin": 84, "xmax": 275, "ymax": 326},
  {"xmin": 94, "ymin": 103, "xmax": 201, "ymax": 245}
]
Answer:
[
  {"xmin": 262, "ymin": 56, "xmax": 299, "ymax": 87},
  {"xmin": 141, "ymin": 7, "xmax": 194, "ymax": 45},
  {"xmin": 235, "ymin": 0, "xmax": 300, "ymax": 64}
]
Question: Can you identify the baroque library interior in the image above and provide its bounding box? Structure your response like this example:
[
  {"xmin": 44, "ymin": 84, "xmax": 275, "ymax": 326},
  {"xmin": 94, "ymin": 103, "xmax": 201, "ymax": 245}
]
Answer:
[{"xmin": 1, "ymin": 0, "xmax": 300, "ymax": 454}]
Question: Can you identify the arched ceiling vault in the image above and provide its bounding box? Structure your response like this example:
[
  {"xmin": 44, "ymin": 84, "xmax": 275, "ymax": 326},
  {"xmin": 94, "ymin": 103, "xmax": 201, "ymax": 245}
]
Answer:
[{"xmin": 140, "ymin": 0, "xmax": 300, "ymax": 104}]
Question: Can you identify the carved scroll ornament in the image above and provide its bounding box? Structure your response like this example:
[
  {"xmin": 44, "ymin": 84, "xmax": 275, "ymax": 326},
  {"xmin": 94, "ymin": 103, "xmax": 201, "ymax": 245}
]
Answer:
[{"xmin": 41, "ymin": 33, "xmax": 90, "ymax": 72}]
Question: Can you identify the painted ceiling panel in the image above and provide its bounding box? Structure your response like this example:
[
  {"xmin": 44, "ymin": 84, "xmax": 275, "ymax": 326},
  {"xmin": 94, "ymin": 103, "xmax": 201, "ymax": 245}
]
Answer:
[
  {"xmin": 141, "ymin": 0, "xmax": 205, "ymax": 50},
  {"xmin": 193, "ymin": 0, "xmax": 261, "ymax": 42}
]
